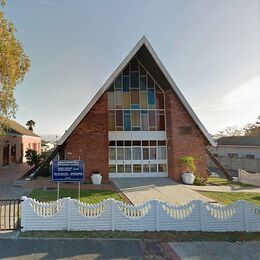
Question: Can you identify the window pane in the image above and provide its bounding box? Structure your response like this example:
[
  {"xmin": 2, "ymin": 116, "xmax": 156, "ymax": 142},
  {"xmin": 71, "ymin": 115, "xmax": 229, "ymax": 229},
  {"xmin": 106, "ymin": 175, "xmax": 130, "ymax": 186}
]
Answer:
[
  {"xmin": 130, "ymin": 58, "xmax": 139, "ymax": 71},
  {"xmin": 156, "ymin": 93, "xmax": 164, "ymax": 109},
  {"xmin": 148, "ymin": 75, "xmax": 154, "ymax": 88},
  {"xmin": 123, "ymin": 92, "xmax": 130, "ymax": 109},
  {"xmin": 117, "ymin": 141, "xmax": 124, "ymax": 146},
  {"xmin": 123, "ymin": 64, "xmax": 130, "ymax": 75},
  {"xmin": 158, "ymin": 147, "xmax": 166, "ymax": 160},
  {"xmin": 149, "ymin": 111, "xmax": 156, "ymax": 126},
  {"xmin": 140, "ymin": 92, "xmax": 147, "ymax": 108},
  {"xmin": 157, "ymin": 114, "xmax": 165, "ymax": 131},
  {"xmin": 131, "ymin": 89, "xmax": 139, "ymax": 104},
  {"xmin": 125, "ymin": 141, "xmax": 131, "ymax": 146},
  {"xmin": 109, "ymin": 141, "xmax": 115, "ymax": 146},
  {"xmin": 117, "ymin": 148, "xmax": 124, "ymax": 160},
  {"xmin": 150, "ymin": 164, "xmax": 157, "ymax": 172},
  {"xmin": 148, "ymin": 89, "xmax": 155, "ymax": 105},
  {"xmin": 143, "ymin": 164, "xmax": 149, "ymax": 172},
  {"xmin": 109, "ymin": 147, "xmax": 116, "ymax": 160},
  {"xmin": 158, "ymin": 164, "xmax": 167, "ymax": 172},
  {"xmin": 141, "ymin": 114, "xmax": 148, "ymax": 131},
  {"xmin": 158, "ymin": 141, "xmax": 166, "ymax": 146},
  {"xmin": 115, "ymin": 75, "xmax": 122, "ymax": 89},
  {"xmin": 108, "ymin": 92, "xmax": 114, "ymax": 109},
  {"xmin": 109, "ymin": 165, "xmax": 116, "ymax": 173},
  {"xmin": 123, "ymin": 76, "xmax": 130, "ymax": 92},
  {"xmin": 125, "ymin": 148, "xmax": 131, "ymax": 160},
  {"xmin": 140, "ymin": 76, "xmax": 147, "ymax": 91},
  {"xmin": 125, "ymin": 164, "xmax": 132, "ymax": 173},
  {"xmin": 116, "ymin": 110, "xmax": 123, "ymax": 126},
  {"xmin": 150, "ymin": 148, "xmax": 157, "ymax": 160},
  {"xmin": 124, "ymin": 113, "xmax": 131, "ymax": 131},
  {"xmin": 132, "ymin": 110, "xmax": 140, "ymax": 127},
  {"xmin": 117, "ymin": 164, "xmax": 124, "ymax": 173},
  {"xmin": 133, "ymin": 164, "xmax": 141, "ymax": 172},
  {"xmin": 143, "ymin": 148, "xmax": 149, "ymax": 160},
  {"xmin": 133, "ymin": 141, "xmax": 141, "ymax": 146},
  {"xmin": 142, "ymin": 140, "xmax": 149, "ymax": 146},
  {"xmin": 133, "ymin": 147, "xmax": 141, "ymax": 160},
  {"xmin": 108, "ymin": 111, "xmax": 115, "ymax": 131},
  {"xmin": 130, "ymin": 72, "xmax": 139, "ymax": 88},
  {"xmin": 115, "ymin": 91, "xmax": 122, "ymax": 108},
  {"xmin": 140, "ymin": 64, "xmax": 146, "ymax": 76}
]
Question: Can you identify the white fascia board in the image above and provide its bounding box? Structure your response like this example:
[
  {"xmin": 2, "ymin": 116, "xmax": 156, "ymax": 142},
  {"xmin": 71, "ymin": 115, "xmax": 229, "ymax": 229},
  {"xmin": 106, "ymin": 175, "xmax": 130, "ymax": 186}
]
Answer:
[{"xmin": 58, "ymin": 36, "xmax": 215, "ymax": 147}]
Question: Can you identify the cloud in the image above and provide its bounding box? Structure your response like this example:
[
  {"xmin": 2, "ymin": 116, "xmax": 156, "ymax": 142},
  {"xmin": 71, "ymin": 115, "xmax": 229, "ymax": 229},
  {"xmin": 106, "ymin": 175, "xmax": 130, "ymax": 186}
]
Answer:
[
  {"xmin": 214, "ymin": 74, "xmax": 260, "ymax": 111},
  {"xmin": 40, "ymin": 0, "xmax": 56, "ymax": 7}
]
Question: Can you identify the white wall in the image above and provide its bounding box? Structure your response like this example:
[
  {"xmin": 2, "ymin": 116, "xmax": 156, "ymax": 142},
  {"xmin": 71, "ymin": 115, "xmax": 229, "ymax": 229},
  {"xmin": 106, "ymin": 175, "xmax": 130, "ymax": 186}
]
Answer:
[{"xmin": 212, "ymin": 146, "xmax": 260, "ymax": 159}]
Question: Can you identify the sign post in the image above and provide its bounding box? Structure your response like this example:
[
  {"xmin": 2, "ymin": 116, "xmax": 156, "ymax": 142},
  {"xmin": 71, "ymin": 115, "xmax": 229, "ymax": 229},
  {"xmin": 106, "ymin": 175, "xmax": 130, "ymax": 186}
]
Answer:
[{"xmin": 52, "ymin": 160, "xmax": 84, "ymax": 201}]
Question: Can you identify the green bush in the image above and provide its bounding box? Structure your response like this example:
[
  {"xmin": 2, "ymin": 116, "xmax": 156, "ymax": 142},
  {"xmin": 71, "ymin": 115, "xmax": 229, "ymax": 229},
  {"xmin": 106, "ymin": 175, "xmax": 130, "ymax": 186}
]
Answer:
[
  {"xmin": 194, "ymin": 175, "xmax": 207, "ymax": 186},
  {"xmin": 25, "ymin": 149, "xmax": 42, "ymax": 168},
  {"xmin": 179, "ymin": 156, "xmax": 196, "ymax": 172}
]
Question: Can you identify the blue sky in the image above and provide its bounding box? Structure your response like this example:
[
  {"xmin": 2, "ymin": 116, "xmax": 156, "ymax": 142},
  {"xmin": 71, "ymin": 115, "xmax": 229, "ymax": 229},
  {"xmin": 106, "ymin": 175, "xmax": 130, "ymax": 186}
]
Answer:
[{"xmin": 4, "ymin": 0, "xmax": 260, "ymax": 139}]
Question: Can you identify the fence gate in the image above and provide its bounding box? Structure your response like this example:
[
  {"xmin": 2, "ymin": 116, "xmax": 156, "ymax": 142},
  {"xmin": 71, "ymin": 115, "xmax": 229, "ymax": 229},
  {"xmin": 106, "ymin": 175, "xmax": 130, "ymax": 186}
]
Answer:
[{"xmin": 0, "ymin": 199, "xmax": 21, "ymax": 230}]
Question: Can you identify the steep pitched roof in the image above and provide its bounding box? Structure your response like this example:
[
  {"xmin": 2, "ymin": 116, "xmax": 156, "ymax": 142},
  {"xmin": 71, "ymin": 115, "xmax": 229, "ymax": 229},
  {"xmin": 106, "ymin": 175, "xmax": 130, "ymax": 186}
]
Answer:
[
  {"xmin": 57, "ymin": 36, "xmax": 215, "ymax": 146},
  {"xmin": 5, "ymin": 119, "xmax": 40, "ymax": 138},
  {"xmin": 217, "ymin": 136, "xmax": 260, "ymax": 147}
]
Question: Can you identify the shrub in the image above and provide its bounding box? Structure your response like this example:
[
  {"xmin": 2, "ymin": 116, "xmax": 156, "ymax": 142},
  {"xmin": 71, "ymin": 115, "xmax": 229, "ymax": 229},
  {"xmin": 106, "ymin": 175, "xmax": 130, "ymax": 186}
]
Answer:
[
  {"xmin": 194, "ymin": 175, "xmax": 207, "ymax": 186},
  {"xmin": 179, "ymin": 156, "xmax": 196, "ymax": 173},
  {"xmin": 25, "ymin": 149, "xmax": 42, "ymax": 168}
]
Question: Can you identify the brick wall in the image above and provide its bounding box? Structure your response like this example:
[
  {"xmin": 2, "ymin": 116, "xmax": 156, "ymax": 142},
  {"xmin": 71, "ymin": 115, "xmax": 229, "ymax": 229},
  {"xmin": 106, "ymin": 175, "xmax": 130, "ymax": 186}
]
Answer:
[
  {"xmin": 65, "ymin": 93, "xmax": 109, "ymax": 182},
  {"xmin": 166, "ymin": 88, "xmax": 208, "ymax": 181}
]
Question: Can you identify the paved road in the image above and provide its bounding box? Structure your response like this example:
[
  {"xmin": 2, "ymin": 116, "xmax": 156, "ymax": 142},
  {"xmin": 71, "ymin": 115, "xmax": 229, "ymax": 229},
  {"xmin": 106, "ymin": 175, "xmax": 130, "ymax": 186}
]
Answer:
[
  {"xmin": 0, "ymin": 238, "xmax": 169, "ymax": 259},
  {"xmin": 0, "ymin": 164, "xmax": 32, "ymax": 199},
  {"xmin": 112, "ymin": 177, "xmax": 217, "ymax": 205}
]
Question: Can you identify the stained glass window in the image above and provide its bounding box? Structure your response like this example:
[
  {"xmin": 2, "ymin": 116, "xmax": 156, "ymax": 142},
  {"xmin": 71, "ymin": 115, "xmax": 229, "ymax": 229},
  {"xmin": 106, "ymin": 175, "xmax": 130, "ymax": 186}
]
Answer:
[{"xmin": 107, "ymin": 57, "xmax": 165, "ymax": 132}]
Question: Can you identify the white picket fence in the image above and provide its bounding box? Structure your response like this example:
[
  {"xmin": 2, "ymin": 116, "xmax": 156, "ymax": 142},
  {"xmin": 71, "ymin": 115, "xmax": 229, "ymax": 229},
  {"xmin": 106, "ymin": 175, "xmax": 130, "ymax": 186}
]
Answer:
[
  {"xmin": 238, "ymin": 169, "xmax": 260, "ymax": 187},
  {"xmin": 21, "ymin": 196, "xmax": 260, "ymax": 232}
]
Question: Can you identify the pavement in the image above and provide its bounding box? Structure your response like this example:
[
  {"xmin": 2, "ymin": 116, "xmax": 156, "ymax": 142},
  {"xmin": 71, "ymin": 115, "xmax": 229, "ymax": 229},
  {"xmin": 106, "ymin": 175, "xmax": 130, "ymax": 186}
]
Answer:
[
  {"xmin": 169, "ymin": 241, "xmax": 260, "ymax": 260},
  {"xmin": 0, "ymin": 237, "xmax": 170, "ymax": 259},
  {"xmin": 0, "ymin": 234, "xmax": 259, "ymax": 259},
  {"xmin": 187, "ymin": 184, "xmax": 260, "ymax": 193},
  {"xmin": 0, "ymin": 163, "xmax": 33, "ymax": 199},
  {"xmin": 112, "ymin": 177, "xmax": 217, "ymax": 205}
]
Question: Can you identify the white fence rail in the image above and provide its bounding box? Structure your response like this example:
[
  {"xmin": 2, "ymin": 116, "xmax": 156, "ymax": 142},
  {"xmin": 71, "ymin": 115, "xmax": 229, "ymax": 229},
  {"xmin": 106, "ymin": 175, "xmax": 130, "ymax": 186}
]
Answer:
[
  {"xmin": 21, "ymin": 197, "xmax": 260, "ymax": 232},
  {"xmin": 238, "ymin": 169, "xmax": 260, "ymax": 187}
]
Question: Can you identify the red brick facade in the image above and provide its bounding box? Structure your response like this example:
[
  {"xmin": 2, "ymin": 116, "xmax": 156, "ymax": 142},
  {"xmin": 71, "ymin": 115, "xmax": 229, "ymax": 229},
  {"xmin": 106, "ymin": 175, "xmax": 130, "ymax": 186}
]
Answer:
[
  {"xmin": 165, "ymin": 88, "xmax": 208, "ymax": 181},
  {"xmin": 65, "ymin": 93, "xmax": 109, "ymax": 182},
  {"xmin": 63, "ymin": 87, "xmax": 208, "ymax": 182}
]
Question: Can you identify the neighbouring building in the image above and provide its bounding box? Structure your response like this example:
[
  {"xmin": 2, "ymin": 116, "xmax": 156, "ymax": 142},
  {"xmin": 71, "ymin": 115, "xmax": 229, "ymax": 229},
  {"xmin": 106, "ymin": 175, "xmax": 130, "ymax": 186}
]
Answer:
[
  {"xmin": 208, "ymin": 136, "xmax": 260, "ymax": 172},
  {"xmin": 211, "ymin": 136, "xmax": 260, "ymax": 159},
  {"xmin": 51, "ymin": 36, "xmax": 215, "ymax": 182},
  {"xmin": 41, "ymin": 141, "xmax": 55, "ymax": 153},
  {"xmin": 0, "ymin": 119, "xmax": 41, "ymax": 168}
]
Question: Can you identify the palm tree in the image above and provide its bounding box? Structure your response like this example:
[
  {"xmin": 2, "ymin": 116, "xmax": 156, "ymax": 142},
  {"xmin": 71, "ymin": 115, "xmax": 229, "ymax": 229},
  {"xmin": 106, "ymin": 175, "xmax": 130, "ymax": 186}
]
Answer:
[{"xmin": 26, "ymin": 120, "xmax": 35, "ymax": 131}]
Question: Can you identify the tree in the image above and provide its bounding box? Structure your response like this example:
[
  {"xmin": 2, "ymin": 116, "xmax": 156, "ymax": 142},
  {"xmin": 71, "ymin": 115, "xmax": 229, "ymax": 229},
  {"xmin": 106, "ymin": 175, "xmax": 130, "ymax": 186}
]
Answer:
[
  {"xmin": 25, "ymin": 149, "xmax": 42, "ymax": 168},
  {"xmin": 243, "ymin": 116, "xmax": 260, "ymax": 136},
  {"xmin": 213, "ymin": 126, "xmax": 244, "ymax": 139},
  {"xmin": 0, "ymin": 0, "xmax": 30, "ymax": 135},
  {"xmin": 26, "ymin": 120, "xmax": 35, "ymax": 131}
]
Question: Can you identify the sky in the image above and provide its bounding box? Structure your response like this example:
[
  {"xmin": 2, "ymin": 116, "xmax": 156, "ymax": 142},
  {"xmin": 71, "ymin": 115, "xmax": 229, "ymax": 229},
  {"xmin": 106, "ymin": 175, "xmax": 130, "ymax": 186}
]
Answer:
[{"xmin": 3, "ymin": 0, "xmax": 260, "ymax": 140}]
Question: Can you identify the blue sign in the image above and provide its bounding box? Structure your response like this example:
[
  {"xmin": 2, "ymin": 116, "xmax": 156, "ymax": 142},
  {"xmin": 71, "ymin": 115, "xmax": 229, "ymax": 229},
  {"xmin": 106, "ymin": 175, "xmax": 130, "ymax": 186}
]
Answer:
[{"xmin": 52, "ymin": 160, "xmax": 84, "ymax": 182}]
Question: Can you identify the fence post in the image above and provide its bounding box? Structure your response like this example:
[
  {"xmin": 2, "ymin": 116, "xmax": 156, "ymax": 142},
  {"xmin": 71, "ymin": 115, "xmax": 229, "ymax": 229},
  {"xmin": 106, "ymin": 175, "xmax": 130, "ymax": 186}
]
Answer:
[
  {"xmin": 243, "ymin": 201, "xmax": 249, "ymax": 232},
  {"xmin": 111, "ymin": 199, "xmax": 115, "ymax": 231},
  {"xmin": 155, "ymin": 200, "xmax": 160, "ymax": 231},
  {"xmin": 199, "ymin": 201, "xmax": 205, "ymax": 231},
  {"xmin": 20, "ymin": 196, "xmax": 27, "ymax": 232},
  {"xmin": 67, "ymin": 197, "xmax": 71, "ymax": 231}
]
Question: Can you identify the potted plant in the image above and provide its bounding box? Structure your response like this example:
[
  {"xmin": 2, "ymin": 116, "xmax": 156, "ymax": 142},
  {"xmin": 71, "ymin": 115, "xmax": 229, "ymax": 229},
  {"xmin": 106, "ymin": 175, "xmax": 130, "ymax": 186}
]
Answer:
[
  {"xmin": 91, "ymin": 169, "xmax": 102, "ymax": 185},
  {"xmin": 179, "ymin": 156, "xmax": 196, "ymax": 184}
]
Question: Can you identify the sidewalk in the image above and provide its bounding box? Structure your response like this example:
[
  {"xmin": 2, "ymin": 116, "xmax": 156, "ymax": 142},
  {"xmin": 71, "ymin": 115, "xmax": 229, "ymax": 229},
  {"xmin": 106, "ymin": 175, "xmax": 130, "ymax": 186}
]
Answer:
[
  {"xmin": 186, "ymin": 184, "xmax": 260, "ymax": 193},
  {"xmin": 169, "ymin": 241, "xmax": 260, "ymax": 260}
]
